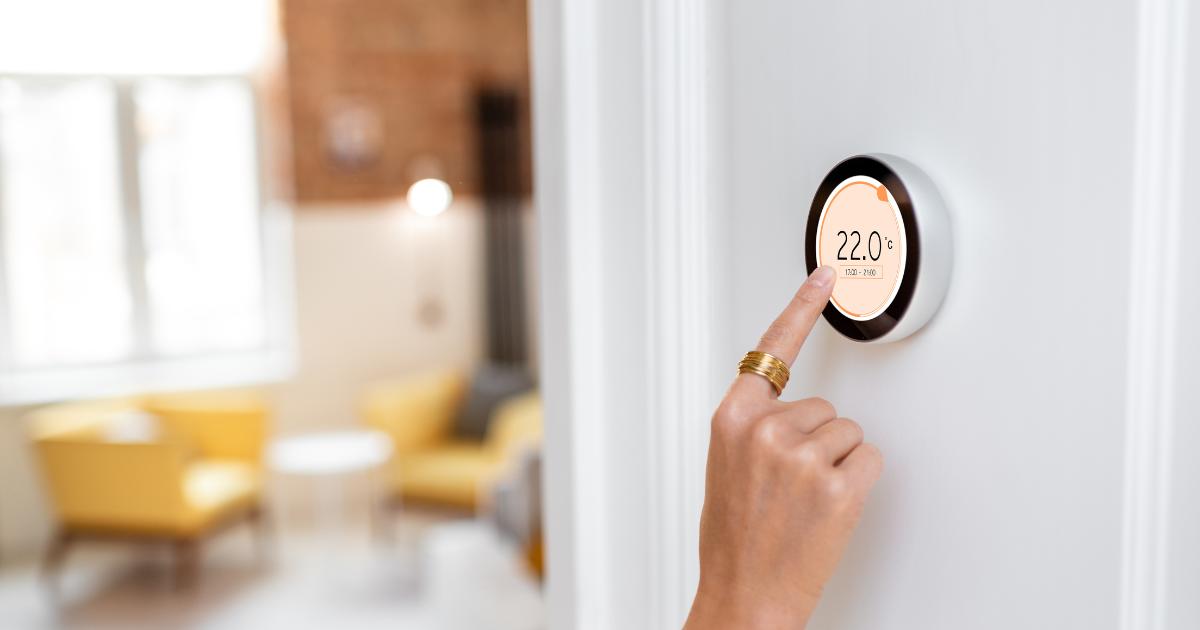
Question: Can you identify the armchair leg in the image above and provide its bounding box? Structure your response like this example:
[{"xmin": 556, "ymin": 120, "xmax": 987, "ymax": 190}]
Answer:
[
  {"xmin": 172, "ymin": 539, "xmax": 200, "ymax": 591},
  {"xmin": 247, "ymin": 505, "xmax": 271, "ymax": 563},
  {"xmin": 40, "ymin": 529, "xmax": 73, "ymax": 588}
]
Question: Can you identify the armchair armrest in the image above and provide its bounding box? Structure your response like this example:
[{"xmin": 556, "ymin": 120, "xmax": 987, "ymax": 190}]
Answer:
[
  {"xmin": 486, "ymin": 391, "xmax": 542, "ymax": 459},
  {"xmin": 362, "ymin": 369, "xmax": 467, "ymax": 455}
]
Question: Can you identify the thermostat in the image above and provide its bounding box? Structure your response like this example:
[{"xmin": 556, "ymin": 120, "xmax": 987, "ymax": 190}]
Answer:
[{"xmin": 805, "ymin": 154, "xmax": 951, "ymax": 343}]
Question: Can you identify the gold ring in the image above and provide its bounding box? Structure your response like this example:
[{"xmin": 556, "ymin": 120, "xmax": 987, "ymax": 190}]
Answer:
[{"xmin": 738, "ymin": 351, "xmax": 790, "ymax": 396}]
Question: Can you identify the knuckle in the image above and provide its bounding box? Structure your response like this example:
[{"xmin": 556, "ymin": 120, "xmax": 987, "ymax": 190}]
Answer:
[
  {"xmin": 710, "ymin": 415, "xmax": 737, "ymax": 445},
  {"xmin": 860, "ymin": 443, "xmax": 885, "ymax": 471},
  {"xmin": 794, "ymin": 283, "xmax": 826, "ymax": 307},
  {"xmin": 803, "ymin": 397, "xmax": 838, "ymax": 420},
  {"xmin": 713, "ymin": 398, "xmax": 752, "ymax": 429},
  {"xmin": 838, "ymin": 417, "xmax": 864, "ymax": 443},
  {"xmin": 710, "ymin": 413, "xmax": 734, "ymax": 441},
  {"xmin": 713, "ymin": 400, "xmax": 737, "ymax": 424},
  {"xmin": 819, "ymin": 474, "xmax": 851, "ymax": 502},
  {"xmin": 758, "ymin": 322, "xmax": 792, "ymax": 351},
  {"xmin": 750, "ymin": 415, "xmax": 781, "ymax": 448},
  {"xmin": 790, "ymin": 440, "xmax": 823, "ymax": 469}
]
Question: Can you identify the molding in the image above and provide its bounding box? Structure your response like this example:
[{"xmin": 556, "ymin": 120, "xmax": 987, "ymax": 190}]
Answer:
[
  {"xmin": 557, "ymin": 0, "xmax": 612, "ymax": 624},
  {"xmin": 1121, "ymin": 0, "xmax": 1188, "ymax": 628},
  {"xmin": 644, "ymin": 0, "xmax": 720, "ymax": 625},
  {"xmin": 534, "ymin": 0, "xmax": 723, "ymax": 626},
  {"xmin": 0, "ymin": 132, "xmax": 9, "ymax": 374},
  {"xmin": 114, "ymin": 82, "xmax": 153, "ymax": 362},
  {"xmin": 530, "ymin": 0, "xmax": 611, "ymax": 628}
]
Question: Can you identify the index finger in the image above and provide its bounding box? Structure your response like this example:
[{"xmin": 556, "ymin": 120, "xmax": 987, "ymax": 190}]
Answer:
[{"xmin": 735, "ymin": 265, "xmax": 835, "ymax": 394}]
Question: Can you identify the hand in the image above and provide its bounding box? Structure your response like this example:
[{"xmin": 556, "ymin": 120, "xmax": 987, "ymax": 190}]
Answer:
[{"xmin": 684, "ymin": 266, "xmax": 884, "ymax": 630}]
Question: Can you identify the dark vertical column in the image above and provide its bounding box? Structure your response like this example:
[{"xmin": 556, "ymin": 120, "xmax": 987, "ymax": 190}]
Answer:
[{"xmin": 476, "ymin": 89, "xmax": 527, "ymax": 365}]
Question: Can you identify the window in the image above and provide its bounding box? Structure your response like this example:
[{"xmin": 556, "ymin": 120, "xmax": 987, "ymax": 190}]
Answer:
[
  {"xmin": 0, "ymin": 1, "xmax": 292, "ymax": 404},
  {"xmin": 0, "ymin": 79, "xmax": 132, "ymax": 368},
  {"xmin": 136, "ymin": 80, "xmax": 267, "ymax": 357}
]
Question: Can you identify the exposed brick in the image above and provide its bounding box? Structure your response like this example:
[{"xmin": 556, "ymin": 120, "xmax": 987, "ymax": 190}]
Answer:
[{"xmin": 282, "ymin": 0, "xmax": 531, "ymax": 203}]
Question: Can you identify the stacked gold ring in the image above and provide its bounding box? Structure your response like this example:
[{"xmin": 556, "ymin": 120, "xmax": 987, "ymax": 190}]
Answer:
[{"xmin": 738, "ymin": 351, "xmax": 790, "ymax": 396}]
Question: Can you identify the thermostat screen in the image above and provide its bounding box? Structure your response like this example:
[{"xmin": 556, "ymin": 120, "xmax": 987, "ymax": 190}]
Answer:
[{"xmin": 815, "ymin": 175, "xmax": 907, "ymax": 321}]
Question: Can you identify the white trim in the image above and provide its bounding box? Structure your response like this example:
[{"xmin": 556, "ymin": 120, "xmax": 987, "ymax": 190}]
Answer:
[
  {"xmin": 534, "ymin": 0, "xmax": 722, "ymax": 627},
  {"xmin": 644, "ymin": 0, "xmax": 719, "ymax": 626},
  {"xmin": 556, "ymin": 0, "xmax": 613, "ymax": 624},
  {"xmin": 0, "ymin": 135, "xmax": 11, "ymax": 374},
  {"xmin": 1121, "ymin": 0, "xmax": 1188, "ymax": 628},
  {"xmin": 114, "ymin": 80, "xmax": 154, "ymax": 360},
  {"xmin": 531, "ymin": 0, "xmax": 611, "ymax": 628},
  {"xmin": 0, "ymin": 350, "xmax": 294, "ymax": 405}
]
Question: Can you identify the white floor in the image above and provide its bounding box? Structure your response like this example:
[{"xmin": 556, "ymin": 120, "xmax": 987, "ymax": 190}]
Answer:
[{"xmin": 0, "ymin": 512, "xmax": 544, "ymax": 630}]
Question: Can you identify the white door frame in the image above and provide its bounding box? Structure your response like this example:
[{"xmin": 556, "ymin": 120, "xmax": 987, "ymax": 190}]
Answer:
[
  {"xmin": 1123, "ymin": 0, "xmax": 1193, "ymax": 628},
  {"xmin": 532, "ymin": 0, "xmax": 1194, "ymax": 628},
  {"xmin": 531, "ymin": 0, "xmax": 724, "ymax": 628}
]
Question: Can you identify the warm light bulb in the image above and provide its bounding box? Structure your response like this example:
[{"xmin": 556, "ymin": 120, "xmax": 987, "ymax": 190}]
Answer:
[{"xmin": 406, "ymin": 178, "xmax": 452, "ymax": 217}]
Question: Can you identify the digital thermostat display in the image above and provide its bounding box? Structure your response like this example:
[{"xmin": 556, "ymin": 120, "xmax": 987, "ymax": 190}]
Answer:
[
  {"xmin": 815, "ymin": 175, "xmax": 907, "ymax": 321},
  {"xmin": 805, "ymin": 154, "xmax": 952, "ymax": 343}
]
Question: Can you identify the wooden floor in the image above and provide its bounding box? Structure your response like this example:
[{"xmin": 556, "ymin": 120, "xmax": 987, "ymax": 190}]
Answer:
[{"xmin": 0, "ymin": 511, "xmax": 544, "ymax": 630}]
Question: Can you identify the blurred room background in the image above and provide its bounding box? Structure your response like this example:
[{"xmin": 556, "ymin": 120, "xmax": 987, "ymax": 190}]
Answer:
[{"xmin": 0, "ymin": 1, "xmax": 544, "ymax": 628}]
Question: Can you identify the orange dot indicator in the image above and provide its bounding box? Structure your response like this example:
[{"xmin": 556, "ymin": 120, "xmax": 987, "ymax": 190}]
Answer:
[{"xmin": 876, "ymin": 185, "xmax": 889, "ymax": 202}]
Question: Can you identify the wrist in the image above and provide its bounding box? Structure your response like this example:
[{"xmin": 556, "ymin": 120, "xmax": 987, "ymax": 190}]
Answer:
[{"xmin": 684, "ymin": 576, "xmax": 818, "ymax": 630}]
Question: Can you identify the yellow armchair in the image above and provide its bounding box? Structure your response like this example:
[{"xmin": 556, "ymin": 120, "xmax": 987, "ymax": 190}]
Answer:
[
  {"xmin": 362, "ymin": 369, "xmax": 468, "ymax": 456},
  {"xmin": 29, "ymin": 391, "xmax": 268, "ymax": 586},
  {"xmin": 362, "ymin": 369, "xmax": 541, "ymax": 511}
]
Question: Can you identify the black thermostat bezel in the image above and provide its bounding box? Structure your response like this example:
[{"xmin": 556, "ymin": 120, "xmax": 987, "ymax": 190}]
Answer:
[{"xmin": 805, "ymin": 155, "xmax": 922, "ymax": 342}]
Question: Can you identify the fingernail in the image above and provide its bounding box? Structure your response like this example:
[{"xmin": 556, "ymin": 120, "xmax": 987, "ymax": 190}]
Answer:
[{"xmin": 810, "ymin": 266, "xmax": 835, "ymax": 288}]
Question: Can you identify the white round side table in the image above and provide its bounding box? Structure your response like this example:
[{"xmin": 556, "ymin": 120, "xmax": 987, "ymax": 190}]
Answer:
[{"xmin": 267, "ymin": 429, "xmax": 395, "ymax": 547}]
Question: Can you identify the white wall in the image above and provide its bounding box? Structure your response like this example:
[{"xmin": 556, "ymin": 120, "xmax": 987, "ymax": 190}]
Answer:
[
  {"xmin": 0, "ymin": 406, "xmax": 48, "ymax": 559},
  {"xmin": 0, "ymin": 202, "xmax": 487, "ymax": 560},
  {"xmin": 1164, "ymin": 4, "xmax": 1200, "ymax": 627},
  {"xmin": 725, "ymin": 2, "xmax": 1135, "ymax": 628},
  {"xmin": 272, "ymin": 202, "xmax": 485, "ymax": 432}
]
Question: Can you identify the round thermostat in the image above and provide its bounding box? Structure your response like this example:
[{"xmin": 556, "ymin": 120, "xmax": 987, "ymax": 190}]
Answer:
[{"xmin": 805, "ymin": 154, "xmax": 951, "ymax": 343}]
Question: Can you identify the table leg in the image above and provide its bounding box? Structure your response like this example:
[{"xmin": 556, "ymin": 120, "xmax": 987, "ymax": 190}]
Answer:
[{"xmin": 368, "ymin": 463, "xmax": 396, "ymax": 544}]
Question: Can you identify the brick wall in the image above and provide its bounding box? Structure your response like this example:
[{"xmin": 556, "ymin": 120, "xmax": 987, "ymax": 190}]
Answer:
[{"xmin": 282, "ymin": 0, "xmax": 531, "ymax": 203}]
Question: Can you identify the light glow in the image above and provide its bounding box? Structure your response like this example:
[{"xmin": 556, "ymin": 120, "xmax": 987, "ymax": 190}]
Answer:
[{"xmin": 406, "ymin": 178, "xmax": 453, "ymax": 217}]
